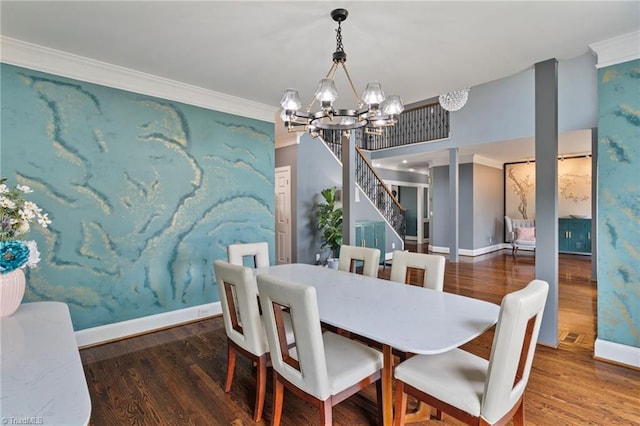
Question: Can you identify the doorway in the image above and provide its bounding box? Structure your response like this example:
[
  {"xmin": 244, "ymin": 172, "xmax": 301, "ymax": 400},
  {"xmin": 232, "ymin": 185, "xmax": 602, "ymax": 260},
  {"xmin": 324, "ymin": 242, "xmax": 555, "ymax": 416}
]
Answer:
[{"xmin": 275, "ymin": 166, "xmax": 291, "ymax": 264}]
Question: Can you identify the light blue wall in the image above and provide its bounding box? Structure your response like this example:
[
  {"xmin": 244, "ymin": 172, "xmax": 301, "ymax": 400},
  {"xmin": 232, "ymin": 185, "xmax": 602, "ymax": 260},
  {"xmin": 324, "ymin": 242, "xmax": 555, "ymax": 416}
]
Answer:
[
  {"xmin": 431, "ymin": 163, "xmax": 475, "ymax": 250},
  {"xmin": 473, "ymin": 164, "xmax": 504, "ymax": 249},
  {"xmin": 597, "ymin": 59, "xmax": 640, "ymax": 348},
  {"xmin": 276, "ymin": 135, "xmax": 403, "ymax": 263},
  {"xmin": 370, "ymin": 53, "xmax": 597, "ymax": 162},
  {"xmin": 399, "ymin": 186, "xmax": 418, "ymax": 237},
  {"xmin": 1, "ymin": 64, "xmax": 275, "ymax": 330},
  {"xmin": 294, "ymin": 134, "xmax": 342, "ymax": 264}
]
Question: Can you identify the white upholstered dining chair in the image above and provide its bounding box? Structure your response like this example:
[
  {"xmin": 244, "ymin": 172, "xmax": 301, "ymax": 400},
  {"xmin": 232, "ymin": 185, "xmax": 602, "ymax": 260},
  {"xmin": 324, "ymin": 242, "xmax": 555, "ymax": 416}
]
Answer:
[
  {"xmin": 227, "ymin": 242, "xmax": 270, "ymax": 268},
  {"xmin": 393, "ymin": 279, "xmax": 549, "ymax": 426},
  {"xmin": 389, "ymin": 251, "xmax": 446, "ymax": 290},
  {"xmin": 338, "ymin": 244, "xmax": 381, "ymax": 278},
  {"xmin": 257, "ymin": 273, "xmax": 384, "ymax": 426},
  {"xmin": 213, "ymin": 260, "xmax": 287, "ymax": 422}
]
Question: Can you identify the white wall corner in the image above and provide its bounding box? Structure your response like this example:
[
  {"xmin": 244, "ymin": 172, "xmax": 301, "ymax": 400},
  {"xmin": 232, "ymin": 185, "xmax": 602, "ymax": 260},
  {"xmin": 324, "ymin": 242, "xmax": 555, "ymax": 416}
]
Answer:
[
  {"xmin": 589, "ymin": 31, "xmax": 640, "ymax": 69},
  {"xmin": 75, "ymin": 302, "xmax": 222, "ymax": 348},
  {"xmin": 0, "ymin": 36, "xmax": 277, "ymax": 123},
  {"xmin": 594, "ymin": 338, "xmax": 640, "ymax": 369}
]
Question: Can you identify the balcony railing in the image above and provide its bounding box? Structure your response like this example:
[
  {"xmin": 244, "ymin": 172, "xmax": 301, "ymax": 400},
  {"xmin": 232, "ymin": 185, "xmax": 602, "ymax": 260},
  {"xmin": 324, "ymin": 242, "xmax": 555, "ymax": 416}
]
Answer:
[{"xmin": 356, "ymin": 101, "xmax": 449, "ymax": 150}]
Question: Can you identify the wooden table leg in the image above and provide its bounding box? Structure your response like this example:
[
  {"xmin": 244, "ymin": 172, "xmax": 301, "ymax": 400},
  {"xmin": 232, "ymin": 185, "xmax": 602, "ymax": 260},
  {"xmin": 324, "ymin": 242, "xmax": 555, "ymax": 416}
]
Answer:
[
  {"xmin": 382, "ymin": 344, "xmax": 393, "ymax": 426},
  {"xmin": 404, "ymin": 402, "xmax": 432, "ymax": 423}
]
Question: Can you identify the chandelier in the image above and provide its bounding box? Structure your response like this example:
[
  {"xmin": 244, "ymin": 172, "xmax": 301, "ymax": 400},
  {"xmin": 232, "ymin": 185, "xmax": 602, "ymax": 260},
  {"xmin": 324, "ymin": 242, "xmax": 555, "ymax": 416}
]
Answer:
[
  {"xmin": 438, "ymin": 88, "xmax": 470, "ymax": 112},
  {"xmin": 279, "ymin": 8, "xmax": 404, "ymax": 137}
]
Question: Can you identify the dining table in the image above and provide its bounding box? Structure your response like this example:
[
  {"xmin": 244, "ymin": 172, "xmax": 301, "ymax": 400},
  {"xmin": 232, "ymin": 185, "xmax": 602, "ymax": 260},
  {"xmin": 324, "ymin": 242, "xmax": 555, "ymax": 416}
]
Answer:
[
  {"xmin": 254, "ymin": 263, "xmax": 500, "ymax": 426},
  {"xmin": 1, "ymin": 302, "xmax": 92, "ymax": 425}
]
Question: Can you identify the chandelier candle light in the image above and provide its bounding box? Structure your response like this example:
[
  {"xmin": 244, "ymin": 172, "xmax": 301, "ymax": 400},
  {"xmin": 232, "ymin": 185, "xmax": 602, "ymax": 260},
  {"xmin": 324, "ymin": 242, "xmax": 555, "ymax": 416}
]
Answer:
[{"xmin": 280, "ymin": 8, "xmax": 404, "ymax": 137}]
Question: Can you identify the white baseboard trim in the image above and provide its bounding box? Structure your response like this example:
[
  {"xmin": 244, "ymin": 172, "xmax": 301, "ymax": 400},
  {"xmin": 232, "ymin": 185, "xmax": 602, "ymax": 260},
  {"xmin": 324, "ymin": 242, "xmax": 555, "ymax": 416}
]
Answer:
[
  {"xmin": 594, "ymin": 338, "xmax": 640, "ymax": 368},
  {"xmin": 75, "ymin": 302, "xmax": 222, "ymax": 348},
  {"xmin": 429, "ymin": 243, "xmax": 509, "ymax": 257},
  {"xmin": 1, "ymin": 36, "xmax": 277, "ymax": 123}
]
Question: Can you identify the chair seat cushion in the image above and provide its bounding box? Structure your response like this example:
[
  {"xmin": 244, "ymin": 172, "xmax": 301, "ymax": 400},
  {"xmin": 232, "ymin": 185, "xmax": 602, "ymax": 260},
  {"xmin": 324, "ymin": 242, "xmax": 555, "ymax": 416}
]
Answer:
[
  {"xmin": 323, "ymin": 332, "xmax": 383, "ymax": 396},
  {"xmin": 394, "ymin": 348, "xmax": 488, "ymax": 417},
  {"xmin": 513, "ymin": 240, "xmax": 536, "ymax": 248}
]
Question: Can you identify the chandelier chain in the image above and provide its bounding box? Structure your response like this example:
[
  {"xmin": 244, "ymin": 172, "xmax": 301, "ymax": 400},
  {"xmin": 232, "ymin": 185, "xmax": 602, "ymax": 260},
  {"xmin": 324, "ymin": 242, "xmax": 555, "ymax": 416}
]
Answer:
[{"xmin": 335, "ymin": 21, "xmax": 344, "ymax": 58}]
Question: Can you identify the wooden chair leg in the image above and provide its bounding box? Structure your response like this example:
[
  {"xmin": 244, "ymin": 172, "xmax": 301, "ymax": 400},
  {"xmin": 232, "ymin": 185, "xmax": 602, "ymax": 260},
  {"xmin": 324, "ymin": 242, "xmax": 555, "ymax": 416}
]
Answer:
[
  {"xmin": 224, "ymin": 343, "xmax": 236, "ymax": 393},
  {"xmin": 271, "ymin": 374, "xmax": 284, "ymax": 426},
  {"xmin": 435, "ymin": 409, "xmax": 443, "ymax": 420},
  {"xmin": 376, "ymin": 378, "xmax": 384, "ymax": 426},
  {"xmin": 254, "ymin": 355, "xmax": 267, "ymax": 422},
  {"xmin": 320, "ymin": 400, "xmax": 332, "ymax": 426},
  {"xmin": 393, "ymin": 380, "xmax": 408, "ymax": 426},
  {"xmin": 407, "ymin": 402, "xmax": 432, "ymax": 422},
  {"xmin": 513, "ymin": 399, "xmax": 525, "ymax": 426}
]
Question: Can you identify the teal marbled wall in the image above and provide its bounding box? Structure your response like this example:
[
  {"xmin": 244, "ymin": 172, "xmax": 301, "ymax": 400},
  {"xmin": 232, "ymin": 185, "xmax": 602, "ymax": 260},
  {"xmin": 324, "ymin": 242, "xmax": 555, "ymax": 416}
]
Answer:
[
  {"xmin": 597, "ymin": 59, "xmax": 640, "ymax": 347},
  {"xmin": 0, "ymin": 63, "xmax": 274, "ymax": 330}
]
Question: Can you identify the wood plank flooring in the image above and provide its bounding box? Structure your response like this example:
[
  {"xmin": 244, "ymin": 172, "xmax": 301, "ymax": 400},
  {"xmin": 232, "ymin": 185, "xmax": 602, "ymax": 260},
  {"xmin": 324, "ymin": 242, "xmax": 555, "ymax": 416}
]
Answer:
[{"xmin": 81, "ymin": 250, "xmax": 640, "ymax": 425}]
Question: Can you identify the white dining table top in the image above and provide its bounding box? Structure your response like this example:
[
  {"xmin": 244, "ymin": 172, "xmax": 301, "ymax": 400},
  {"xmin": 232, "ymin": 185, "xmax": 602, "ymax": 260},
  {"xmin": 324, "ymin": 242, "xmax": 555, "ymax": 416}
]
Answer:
[
  {"xmin": 1, "ymin": 302, "xmax": 92, "ymax": 425},
  {"xmin": 255, "ymin": 263, "xmax": 500, "ymax": 354}
]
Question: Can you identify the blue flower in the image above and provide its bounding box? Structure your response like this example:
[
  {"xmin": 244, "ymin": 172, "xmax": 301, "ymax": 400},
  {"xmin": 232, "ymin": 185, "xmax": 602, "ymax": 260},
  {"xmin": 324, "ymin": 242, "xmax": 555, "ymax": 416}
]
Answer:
[{"xmin": 0, "ymin": 240, "xmax": 30, "ymax": 274}]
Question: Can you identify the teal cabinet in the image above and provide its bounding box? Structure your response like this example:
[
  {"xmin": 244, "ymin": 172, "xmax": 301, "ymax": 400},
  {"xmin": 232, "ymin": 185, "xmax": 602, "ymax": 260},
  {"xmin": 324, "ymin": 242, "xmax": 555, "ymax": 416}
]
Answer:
[
  {"xmin": 558, "ymin": 218, "xmax": 591, "ymax": 254},
  {"xmin": 355, "ymin": 221, "xmax": 386, "ymax": 264}
]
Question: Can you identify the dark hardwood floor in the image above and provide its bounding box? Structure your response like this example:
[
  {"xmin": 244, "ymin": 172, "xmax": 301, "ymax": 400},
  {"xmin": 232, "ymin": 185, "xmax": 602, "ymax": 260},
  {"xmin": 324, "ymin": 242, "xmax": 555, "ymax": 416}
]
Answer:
[{"xmin": 81, "ymin": 249, "xmax": 640, "ymax": 425}]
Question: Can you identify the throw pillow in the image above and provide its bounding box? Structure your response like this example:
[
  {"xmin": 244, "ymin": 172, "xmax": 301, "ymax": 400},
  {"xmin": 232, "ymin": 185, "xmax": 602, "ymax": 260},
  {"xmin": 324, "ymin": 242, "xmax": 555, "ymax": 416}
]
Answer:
[{"xmin": 515, "ymin": 227, "xmax": 535, "ymax": 241}]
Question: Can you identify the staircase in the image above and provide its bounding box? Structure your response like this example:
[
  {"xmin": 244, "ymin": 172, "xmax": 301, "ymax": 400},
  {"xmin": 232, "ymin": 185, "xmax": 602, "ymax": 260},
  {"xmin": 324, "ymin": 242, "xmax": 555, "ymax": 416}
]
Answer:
[
  {"xmin": 320, "ymin": 131, "xmax": 406, "ymax": 238},
  {"xmin": 317, "ymin": 101, "xmax": 449, "ymax": 239}
]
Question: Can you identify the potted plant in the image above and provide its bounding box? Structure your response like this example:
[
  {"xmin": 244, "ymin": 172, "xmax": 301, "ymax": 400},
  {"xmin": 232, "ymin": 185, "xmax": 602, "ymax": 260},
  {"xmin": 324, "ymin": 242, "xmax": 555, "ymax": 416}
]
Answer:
[{"xmin": 316, "ymin": 187, "xmax": 342, "ymax": 268}]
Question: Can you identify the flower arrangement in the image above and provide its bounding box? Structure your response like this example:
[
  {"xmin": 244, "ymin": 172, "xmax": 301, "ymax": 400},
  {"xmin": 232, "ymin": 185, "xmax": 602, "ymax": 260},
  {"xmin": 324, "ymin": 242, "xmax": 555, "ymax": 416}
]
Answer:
[{"xmin": 0, "ymin": 178, "xmax": 51, "ymax": 274}]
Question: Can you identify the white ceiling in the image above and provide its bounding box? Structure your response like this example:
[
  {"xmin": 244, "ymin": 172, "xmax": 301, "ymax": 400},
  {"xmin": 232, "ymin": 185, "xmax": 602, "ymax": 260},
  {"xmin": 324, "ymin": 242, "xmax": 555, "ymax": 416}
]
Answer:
[{"xmin": 1, "ymin": 1, "xmax": 638, "ymax": 169}]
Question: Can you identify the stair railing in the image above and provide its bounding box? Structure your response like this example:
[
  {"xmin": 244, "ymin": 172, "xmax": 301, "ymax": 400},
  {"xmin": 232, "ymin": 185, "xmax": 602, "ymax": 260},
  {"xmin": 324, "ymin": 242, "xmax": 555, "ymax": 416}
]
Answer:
[
  {"xmin": 317, "ymin": 130, "xmax": 406, "ymax": 238},
  {"xmin": 354, "ymin": 146, "xmax": 406, "ymax": 238}
]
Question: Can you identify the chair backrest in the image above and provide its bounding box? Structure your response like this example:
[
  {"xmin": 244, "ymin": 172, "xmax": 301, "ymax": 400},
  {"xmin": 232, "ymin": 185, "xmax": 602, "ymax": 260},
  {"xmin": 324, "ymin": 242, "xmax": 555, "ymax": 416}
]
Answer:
[
  {"xmin": 338, "ymin": 245, "xmax": 380, "ymax": 278},
  {"xmin": 257, "ymin": 273, "xmax": 331, "ymax": 401},
  {"xmin": 504, "ymin": 216, "xmax": 535, "ymax": 242},
  {"xmin": 227, "ymin": 242, "xmax": 270, "ymax": 268},
  {"xmin": 213, "ymin": 260, "xmax": 268, "ymax": 356},
  {"xmin": 481, "ymin": 279, "xmax": 549, "ymax": 424},
  {"xmin": 504, "ymin": 216, "xmax": 514, "ymax": 235},
  {"xmin": 389, "ymin": 251, "xmax": 446, "ymax": 291}
]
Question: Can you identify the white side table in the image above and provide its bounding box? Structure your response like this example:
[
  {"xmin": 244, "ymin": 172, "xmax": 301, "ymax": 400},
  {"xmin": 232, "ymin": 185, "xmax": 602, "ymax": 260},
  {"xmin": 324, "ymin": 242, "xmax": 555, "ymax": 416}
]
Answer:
[{"xmin": 1, "ymin": 302, "xmax": 91, "ymax": 425}]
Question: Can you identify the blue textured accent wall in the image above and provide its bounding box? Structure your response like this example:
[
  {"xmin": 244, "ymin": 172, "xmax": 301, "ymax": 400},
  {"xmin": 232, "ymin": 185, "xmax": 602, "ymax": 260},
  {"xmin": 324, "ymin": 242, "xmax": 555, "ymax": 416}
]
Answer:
[
  {"xmin": 597, "ymin": 59, "xmax": 640, "ymax": 348},
  {"xmin": 1, "ymin": 64, "xmax": 274, "ymax": 330}
]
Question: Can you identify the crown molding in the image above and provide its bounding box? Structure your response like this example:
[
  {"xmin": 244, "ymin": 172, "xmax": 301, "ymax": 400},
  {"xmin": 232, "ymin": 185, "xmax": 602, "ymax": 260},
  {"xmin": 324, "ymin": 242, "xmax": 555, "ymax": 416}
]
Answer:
[
  {"xmin": 0, "ymin": 36, "xmax": 277, "ymax": 123},
  {"xmin": 469, "ymin": 154, "xmax": 504, "ymax": 170},
  {"xmin": 589, "ymin": 31, "xmax": 640, "ymax": 69},
  {"xmin": 429, "ymin": 154, "xmax": 503, "ymax": 169}
]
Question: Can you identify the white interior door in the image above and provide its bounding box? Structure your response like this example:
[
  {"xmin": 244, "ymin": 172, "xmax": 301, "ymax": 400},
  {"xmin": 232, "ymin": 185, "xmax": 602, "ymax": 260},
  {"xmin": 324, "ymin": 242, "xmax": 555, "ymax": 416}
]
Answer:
[{"xmin": 275, "ymin": 166, "xmax": 291, "ymax": 264}]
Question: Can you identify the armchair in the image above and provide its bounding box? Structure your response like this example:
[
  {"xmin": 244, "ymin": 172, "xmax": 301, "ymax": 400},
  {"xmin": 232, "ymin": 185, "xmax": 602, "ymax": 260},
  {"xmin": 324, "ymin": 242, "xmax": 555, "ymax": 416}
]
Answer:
[{"xmin": 504, "ymin": 216, "xmax": 536, "ymax": 257}]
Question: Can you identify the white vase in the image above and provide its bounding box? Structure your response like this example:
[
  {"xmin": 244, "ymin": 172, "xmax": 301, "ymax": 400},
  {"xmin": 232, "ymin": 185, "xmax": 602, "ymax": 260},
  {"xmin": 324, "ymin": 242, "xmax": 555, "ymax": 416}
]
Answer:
[
  {"xmin": 327, "ymin": 258, "xmax": 339, "ymax": 269},
  {"xmin": 0, "ymin": 268, "xmax": 26, "ymax": 317}
]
